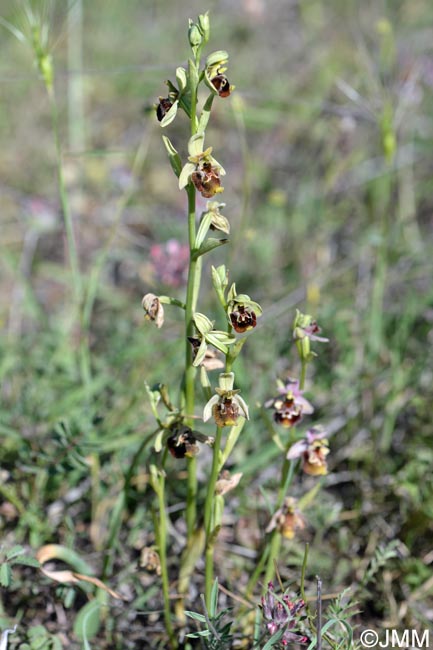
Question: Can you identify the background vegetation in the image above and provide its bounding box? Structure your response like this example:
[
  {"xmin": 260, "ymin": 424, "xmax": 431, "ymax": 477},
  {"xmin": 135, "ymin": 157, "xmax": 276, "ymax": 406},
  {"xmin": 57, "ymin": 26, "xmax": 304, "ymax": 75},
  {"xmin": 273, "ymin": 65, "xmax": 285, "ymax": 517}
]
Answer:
[{"xmin": 1, "ymin": 0, "xmax": 433, "ymax": 647}]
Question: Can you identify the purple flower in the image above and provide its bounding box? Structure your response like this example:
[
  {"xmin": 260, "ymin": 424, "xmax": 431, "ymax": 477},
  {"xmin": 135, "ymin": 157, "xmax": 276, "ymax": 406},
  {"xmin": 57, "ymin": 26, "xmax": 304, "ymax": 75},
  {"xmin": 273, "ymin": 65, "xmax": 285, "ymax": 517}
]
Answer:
[
  {"xmin": 265, "ymin": 379, "xmax": 314, "ymax": 429},
  {"xmin": 287, "ymin": 427, "xmax": 330, "ymax": 476},
  {"xmin": 261, "ymin": 582, "xmax": 309, "ymax": 646}
]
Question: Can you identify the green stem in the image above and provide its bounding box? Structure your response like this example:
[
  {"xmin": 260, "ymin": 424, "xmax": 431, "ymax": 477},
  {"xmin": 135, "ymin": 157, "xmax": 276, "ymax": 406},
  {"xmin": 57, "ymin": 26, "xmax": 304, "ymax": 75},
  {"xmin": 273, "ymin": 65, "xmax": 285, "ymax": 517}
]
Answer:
[
  {"xmin": 157, "ymin": 456, "xmax": 176, "ymax": 648},
  {"xmin": 184, "ymin": 184, "xmax": 201, "ymax": 539},
  {"xmin": 263, "ymin": 531, "xmax": 281, "ymax": 587},
  {"xmin": 299, "ymin": 359, "xmax": 307, "ymax": 391},
  {"xmin": 48, "ymin": 85, "xmax": 90, "ymax": 386},
  {"xmin": 204, "ymin": 426, "xmax": 223, "ymax": 606}
]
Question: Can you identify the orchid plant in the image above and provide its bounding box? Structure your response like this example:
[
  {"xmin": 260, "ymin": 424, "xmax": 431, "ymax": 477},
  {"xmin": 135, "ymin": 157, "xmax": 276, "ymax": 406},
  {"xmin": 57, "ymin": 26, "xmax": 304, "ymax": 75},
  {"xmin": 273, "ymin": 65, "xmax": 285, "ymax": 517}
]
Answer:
[{"xmin": 141, "ymin": 12, "xmax": 337, "ymax": 648}]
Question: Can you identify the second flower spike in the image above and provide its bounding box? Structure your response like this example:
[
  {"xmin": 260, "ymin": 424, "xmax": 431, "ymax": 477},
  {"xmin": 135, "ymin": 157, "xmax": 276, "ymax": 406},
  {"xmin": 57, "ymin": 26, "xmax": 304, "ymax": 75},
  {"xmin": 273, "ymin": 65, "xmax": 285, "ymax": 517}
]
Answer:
[{"xmin": 203, "ymin": 372, "xmax": 249, "ymax": 427}]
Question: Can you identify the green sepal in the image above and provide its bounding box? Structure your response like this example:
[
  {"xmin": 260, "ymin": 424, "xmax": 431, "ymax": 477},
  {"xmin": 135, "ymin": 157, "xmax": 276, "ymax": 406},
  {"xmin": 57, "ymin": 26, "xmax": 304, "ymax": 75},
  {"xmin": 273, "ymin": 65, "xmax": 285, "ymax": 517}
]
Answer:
[
  {"xmin": 206, "ymin": 50, "xmax": 229, "ymax": 70},
  {"xmin": 192, "ymin": 338, "xmax": 208, "ymax": 367},
  {"xmin": 193, "ymin": 237, "xmax": 229, "ymax": 259},
  {"xmin": 200, "ymin": 366, "xmax": 212, "ymax": 401},
  {"xmin": 160, "ymin": 100, "xmax": 178, "ymax": 127},
  {"xmin": 205, "ymin": 335, "xmax": 229, "ymax": 355},
  {"xmin": 179, "ymin": 162, "xmax": 195, "ymax": 189},
  {"xmin": 193, "ymin": 312, "xmax": 213, "ymax": 335},
  {"xmin": 176, "ymin": 67, "xmax": 188, "ymax": 93},
  {"xmin": 162, "ymin": 135, "xmax": 182, "ymax": 177},
  {"xmin": 188, "ymin": 131, "xmax": 205, "ymax": 157},
  {"xmin": 227, "ymin": 282, "xmax": 237, "ymax": 302},
  {"xmin": 212, "ymin": 265, "xmax": 228, "ymax": 294},
  {"xmin": 198, "ymin": 12, "xmax": 210, "ymax": 43},
  {"xmin": 154, "ymin": 429, "xmax": 165, "ymax": 453}
]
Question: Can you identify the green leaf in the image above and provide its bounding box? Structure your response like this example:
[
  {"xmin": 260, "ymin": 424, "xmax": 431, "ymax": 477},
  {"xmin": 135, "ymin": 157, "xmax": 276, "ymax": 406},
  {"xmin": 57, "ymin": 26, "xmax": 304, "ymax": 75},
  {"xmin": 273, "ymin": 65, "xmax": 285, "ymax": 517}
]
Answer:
[
  {"xmin": 11, "ymin": 555, "xmax": 40, "ymax": 568},
  {"xmin": 262, "ymin": 628, "xmax": 284, "ymax": 649},
  {"xmin": 195, "ymin": 212, "xmax": 213, "ymax": 249},
  {"xmin": 209, "ymin": 578, "xmax": 219, "ymax": 618},
  {"xmin": 194, "ymin": 237, "xmax": 229, "ymax": 259},
  {"xmin": 5, "ymin": 545, "xmax": 25, "ymax": 561},
  {"xmin": 184, "ymin": 611, "xmax": 207, "ymax": 623},
  {"xmin": 219, "ymin": 419, "xmax": 246, "ymax": 468},
  {"xmin": 162, "ymin": 135, "xmax": 182, "ymax": 177},
  {"xmin": 0, "ymin": 563, "xmax": 12, "ymax": 587},
  {"xmin": 197, "ymin": 94, "xmax": 215, "ymax": 132},
  {"xmin": 73, "ymin": 600, "xmax": 101, "ymax": 642}
]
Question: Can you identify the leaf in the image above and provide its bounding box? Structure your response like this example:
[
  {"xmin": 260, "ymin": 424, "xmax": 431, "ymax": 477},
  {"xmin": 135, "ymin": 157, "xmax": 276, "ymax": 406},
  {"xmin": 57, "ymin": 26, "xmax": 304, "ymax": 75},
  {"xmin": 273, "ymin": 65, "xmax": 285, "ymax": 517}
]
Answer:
[
  {"xmin": 0, "ymin": 625, "xmax": 17, "ymax": 650},
  {"xmin": 219, "ymin": 419, "xmax": 246, "ymax": 468},
  {"xmin": 209, "ymin": 578, "xmax": 219, "ymax": 618},
  {"xmin": 5, "ymin": 545, "xmax": 25, "ymax": 561},
  {"xmin": 0, "ymin": 563, "xmax": 12, "ymax": 588},
  {"xmin": 197, "ymin": 94, "xmax": 215, "ymax": 132},
  {"xmin": 184, "ymin": 611, "xmax": 207, "ymax": 623},
  {"xmin": 36, "ymin": 545, "xmax": 123, "ymax": 600},
  {"xmin": 73, "ymin": 600, "xmax": 101, "ymax": 643},
  {"xmin": 162, "ymin": 135, "xmax": 182, "ymax": 177},
  {"xmin": 261, "ymin": 628, "xmax": 284, "ymax": 649},
  {"xmin": 195, "ymin": 212, "xmax": 213, "ymax": 249},
  {"xmin": 11, "ymin": 555, "xmax": 40, "ymax": 568},
  {"xmin": 194, "ymin": 237, "xmax": 229, "ymax": 259}
]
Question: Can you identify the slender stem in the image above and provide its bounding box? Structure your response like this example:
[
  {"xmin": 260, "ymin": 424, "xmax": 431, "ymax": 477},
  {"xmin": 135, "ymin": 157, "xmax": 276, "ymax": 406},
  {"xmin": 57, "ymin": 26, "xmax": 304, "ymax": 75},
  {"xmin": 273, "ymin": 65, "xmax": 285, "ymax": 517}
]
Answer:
[
  {"xmin": 47, "ymin": 85, "xmax": 91, "ymax": 387},
  {"xmin": 251, "ymin": 450, "xmax": 296, "ymax": 595},
  {"xmin": 184, "ymin": 184, "xmax": 200, "ymax": 539},
  {"xmin": 316, "ymin": 576, "xmax": 322, "ymax": 650},
  {"xmin": 48, "ymin": 88, "xmax": 81, "ymax": 307},
  {"xmin": 204, "ymin": 426, "xmax": 223, "ymax": 606},
  {"xmin": 157, "ymin": 458, "xmax": 176, "ymax": 648},
  {"xmin": 299, "ymin": 359, "xmax": 307, "ymax": 391}
]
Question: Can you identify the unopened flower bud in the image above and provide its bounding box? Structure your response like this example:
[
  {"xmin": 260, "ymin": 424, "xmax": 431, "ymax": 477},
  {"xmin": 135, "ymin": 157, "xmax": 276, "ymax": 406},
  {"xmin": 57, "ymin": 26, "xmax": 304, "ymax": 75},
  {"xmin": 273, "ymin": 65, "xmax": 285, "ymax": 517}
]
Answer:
[{"xmin": 188, "ymin": 21, "xmax": 202, "ymax": 48}]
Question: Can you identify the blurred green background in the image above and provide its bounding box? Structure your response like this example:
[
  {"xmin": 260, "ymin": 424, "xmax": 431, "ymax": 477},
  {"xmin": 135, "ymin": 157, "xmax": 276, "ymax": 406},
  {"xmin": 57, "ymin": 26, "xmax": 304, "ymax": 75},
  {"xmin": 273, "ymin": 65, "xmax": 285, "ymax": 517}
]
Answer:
[{"xmin": 1, "ymin": 0, "xmax": 433, "ymax": 646}]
